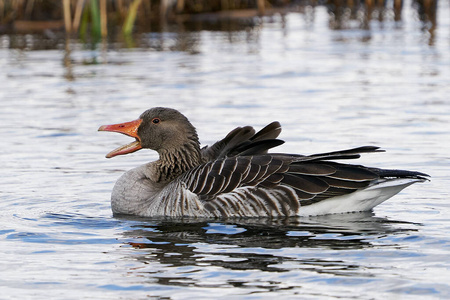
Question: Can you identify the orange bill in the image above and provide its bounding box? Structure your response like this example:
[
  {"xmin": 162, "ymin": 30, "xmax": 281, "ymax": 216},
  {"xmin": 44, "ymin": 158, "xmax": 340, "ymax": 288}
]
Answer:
[{"xmin": 98, "ymin": 119, "xmax": 143, "ymax": 158}]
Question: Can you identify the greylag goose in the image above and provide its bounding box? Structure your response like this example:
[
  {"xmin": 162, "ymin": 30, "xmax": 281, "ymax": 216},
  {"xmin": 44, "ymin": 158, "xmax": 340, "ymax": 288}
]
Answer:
[{"xmin": 99, "ymin": 107, "xmax": 428, "ymax": 218}]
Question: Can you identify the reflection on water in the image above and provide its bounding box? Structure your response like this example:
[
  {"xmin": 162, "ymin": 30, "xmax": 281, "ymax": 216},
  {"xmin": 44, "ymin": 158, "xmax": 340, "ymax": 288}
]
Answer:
[
  {"xmin": 5, "ymin": 0, "xmax": 441, "ymax": 86},
  {"xmin": 124, "ymin": 213, "xmax": 410, "ymax": 250},
  {"xmin": 1, "ymin": 0, "xmax": 449, "ymax": 298},
  {"xmin": 1, "ymin": 0, "xmax": 441, "ymax": 52},
  {"xmin": 7, "ymin": 211, "xmax": 426, "ymax": 297},
  {"xmin": 116, "ymin": 213, "xmax": 416, "ymax": 284},
  {"xmin": 327, "ymin": 0, "xmax": 437, "ymax": 29}
]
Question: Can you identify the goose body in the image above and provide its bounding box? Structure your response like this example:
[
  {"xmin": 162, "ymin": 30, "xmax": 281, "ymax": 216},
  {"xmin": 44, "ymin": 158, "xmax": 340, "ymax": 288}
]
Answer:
[{"xmin": 99, "ymin": 107, "xmax": 428, "ymax": 218}]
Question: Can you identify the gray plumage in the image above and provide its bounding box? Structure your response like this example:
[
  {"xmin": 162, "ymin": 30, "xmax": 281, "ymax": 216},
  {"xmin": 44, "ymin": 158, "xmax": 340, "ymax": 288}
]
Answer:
[{"xmin": 99, "ymin": 107, "xmax": 429, "ymax": 218}]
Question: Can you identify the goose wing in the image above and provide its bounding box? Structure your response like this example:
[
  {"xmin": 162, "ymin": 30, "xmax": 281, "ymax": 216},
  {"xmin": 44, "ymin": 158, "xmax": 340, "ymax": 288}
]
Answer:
[
  {"xmin": 201, "ymin": 121, "xmax": 283, "ymax": 161},
  {"xmin": 181, "ymin": 146, "xmax": 402, "ymax": 205}
]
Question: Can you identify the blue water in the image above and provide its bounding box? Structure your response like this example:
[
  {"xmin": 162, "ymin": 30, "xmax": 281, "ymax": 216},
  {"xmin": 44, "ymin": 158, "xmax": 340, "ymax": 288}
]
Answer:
[{"xmin": 1, "ymin": 2, "xmax": 450, "ymax": 299}]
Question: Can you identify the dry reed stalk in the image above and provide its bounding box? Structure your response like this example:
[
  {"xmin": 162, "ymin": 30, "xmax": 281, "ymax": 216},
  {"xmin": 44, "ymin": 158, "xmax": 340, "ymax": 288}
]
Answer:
[
  {"xmin": 257, "ymin": 0, "xmax": 265, "ymax": 15},
  {"xmin": 72, "ymin": 0, "xmax": 85, "ymax": 32},
  {"xmin": 63, "ymin": 0, "xmax": 72, "ymax": 33},
  {"xmin": 100, "ymin": 0, "xmax": 107, "ymax": 37},
  {"xmin": 0, "ymin": 0, "xmax": 4, "ymax": 20},
  {"xmin": 160, "ymin": 0, "xmax": 168, "ymax": 18},
  {"xmin": 176, "ymin": 0, "xmax": 184, "ymax": 13}
]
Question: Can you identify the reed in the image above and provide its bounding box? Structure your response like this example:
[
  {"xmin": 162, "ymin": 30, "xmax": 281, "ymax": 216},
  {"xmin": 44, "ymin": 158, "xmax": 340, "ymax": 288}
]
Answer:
[
  {"xmin": 0, "ymin": 0, "xmax": 441, "ymax": 35},
  {"xmin": 63, "ymin": 0, "xmax": 71, "ymax": 33},
  {"xmin": 122, "ymin": 0, "xmax": 142, "ymax": 35},
  {"xmin": 72, "ymin": 0, "xmax": 85, "ymax": 32},
  {"xmin": 89, "ymin": 0, "xmax": 101, "ymax": 38},
  {"xmin": 100, "ymin": 0, "xmax": 107, "ymax": 37}
]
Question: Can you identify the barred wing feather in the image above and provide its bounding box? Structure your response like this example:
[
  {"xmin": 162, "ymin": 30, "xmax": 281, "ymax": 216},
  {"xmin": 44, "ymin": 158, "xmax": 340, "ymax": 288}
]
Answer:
[{"xmin": 180, "ymin": 147, "xmax": 391, "ymax": 209}]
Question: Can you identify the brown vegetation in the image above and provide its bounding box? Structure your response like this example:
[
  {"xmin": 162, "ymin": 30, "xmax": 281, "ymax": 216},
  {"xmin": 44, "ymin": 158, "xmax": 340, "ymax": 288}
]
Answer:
[{"xmin": 0, "ymin": 0, "xmax": 439, "ymax": 35}]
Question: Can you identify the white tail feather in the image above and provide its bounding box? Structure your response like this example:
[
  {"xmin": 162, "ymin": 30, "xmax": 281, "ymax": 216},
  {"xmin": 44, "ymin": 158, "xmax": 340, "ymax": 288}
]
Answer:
[{"xmin": 298, "ymin": 178, "xmax": 424, "ymax": 216}]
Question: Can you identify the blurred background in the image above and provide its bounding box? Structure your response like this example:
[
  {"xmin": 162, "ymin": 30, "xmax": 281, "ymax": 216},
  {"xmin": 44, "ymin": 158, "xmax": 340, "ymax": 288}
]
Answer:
[{"xmin": 1, "ymin": 0, "xmax": 449, "ymax": 299}]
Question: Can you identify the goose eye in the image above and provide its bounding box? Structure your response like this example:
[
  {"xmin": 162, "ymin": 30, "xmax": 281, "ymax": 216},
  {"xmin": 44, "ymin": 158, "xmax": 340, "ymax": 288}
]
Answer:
[{"xmin": 152, "ymin": 118, "xmax": 161, "ymax": 124}]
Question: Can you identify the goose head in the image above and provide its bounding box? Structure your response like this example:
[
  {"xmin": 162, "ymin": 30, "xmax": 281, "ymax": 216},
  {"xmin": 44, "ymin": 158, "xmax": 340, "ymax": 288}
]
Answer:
[{"xmin": 99, "ymin": 107, "xmax": 200, "ymax": 159}]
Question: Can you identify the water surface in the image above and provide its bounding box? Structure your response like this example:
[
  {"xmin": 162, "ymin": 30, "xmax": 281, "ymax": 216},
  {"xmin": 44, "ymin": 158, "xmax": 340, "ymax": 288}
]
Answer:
[{"xmin": 1, "ymin": 2, "xmax": 449, "ymax": 299}]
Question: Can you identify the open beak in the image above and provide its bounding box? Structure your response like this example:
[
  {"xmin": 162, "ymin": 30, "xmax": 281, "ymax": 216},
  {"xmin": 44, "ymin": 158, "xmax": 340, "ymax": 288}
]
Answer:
[{"xmin": 98, "ymin": 119, "xmax": 143, "ymax": 158}]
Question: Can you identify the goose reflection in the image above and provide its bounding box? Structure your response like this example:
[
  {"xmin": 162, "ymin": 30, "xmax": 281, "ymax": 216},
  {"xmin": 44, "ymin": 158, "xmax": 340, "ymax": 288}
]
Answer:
[{"xmin": 118, "ymin": 212, "xmax": 418, "ymax": 277}]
